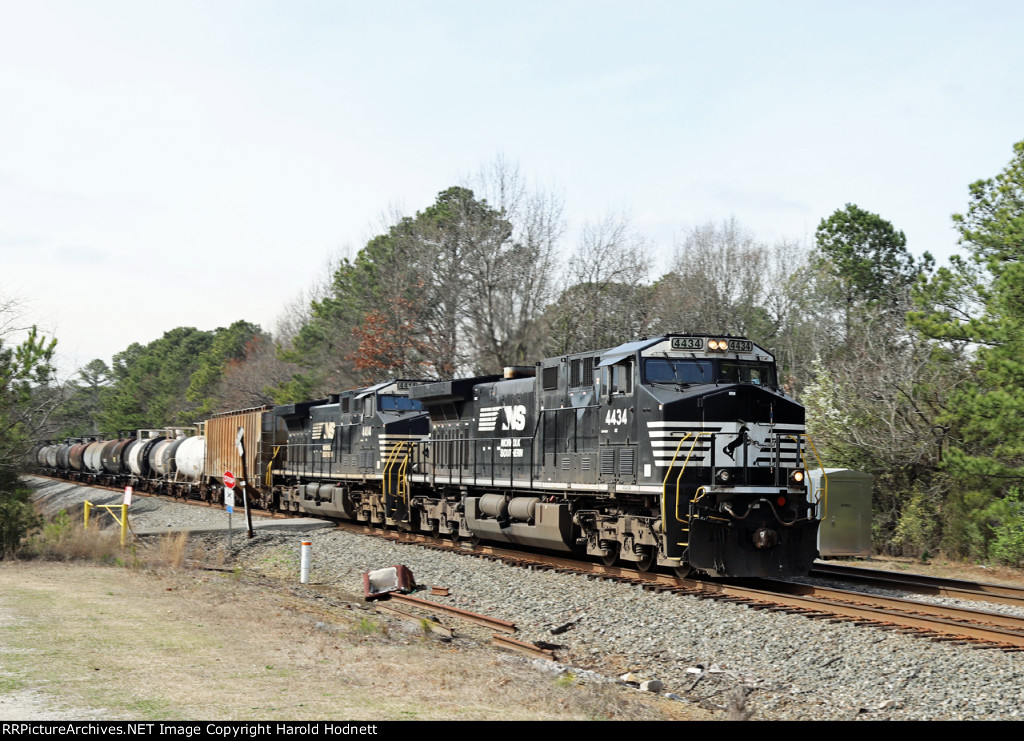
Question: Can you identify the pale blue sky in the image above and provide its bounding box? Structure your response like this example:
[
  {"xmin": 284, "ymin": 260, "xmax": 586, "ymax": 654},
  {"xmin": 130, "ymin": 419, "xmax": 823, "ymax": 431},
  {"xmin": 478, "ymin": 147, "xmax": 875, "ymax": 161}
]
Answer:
[{"xmin": 1, "ymin": 0, "xmax": 1021, "ymax": 375}]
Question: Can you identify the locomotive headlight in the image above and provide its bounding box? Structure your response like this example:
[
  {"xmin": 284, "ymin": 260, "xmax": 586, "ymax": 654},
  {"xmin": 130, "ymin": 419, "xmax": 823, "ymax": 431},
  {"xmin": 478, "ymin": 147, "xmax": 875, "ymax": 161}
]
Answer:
[
  {"xmin": 716, "ymin": 469, "xmax": 732, "ymax": 483},
  {"xmin": 708, "ymin": 339, "xmax": 725, "ymax": 351},
  {"xmin": 790, "ymin": 469, "xmax": 805, "ymax": 485}
]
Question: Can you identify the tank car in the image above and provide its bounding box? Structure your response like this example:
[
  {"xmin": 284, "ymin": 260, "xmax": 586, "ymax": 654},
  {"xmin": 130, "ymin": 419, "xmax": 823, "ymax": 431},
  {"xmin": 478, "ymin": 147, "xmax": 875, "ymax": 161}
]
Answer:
[
  {"xmin": 28, "ymin": 334, "xmax": 822, "ymax": 579},
  {"xmin": 403, "ymin": 334, "xmax": 823, "ymax": 578}
]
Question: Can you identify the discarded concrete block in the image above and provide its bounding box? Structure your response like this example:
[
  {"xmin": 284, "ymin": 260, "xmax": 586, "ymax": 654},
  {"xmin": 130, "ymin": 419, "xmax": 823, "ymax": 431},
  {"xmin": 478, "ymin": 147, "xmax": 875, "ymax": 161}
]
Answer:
[{"xmin": 362, "ymin": 565, "xmax": 416, "ymax": 600}]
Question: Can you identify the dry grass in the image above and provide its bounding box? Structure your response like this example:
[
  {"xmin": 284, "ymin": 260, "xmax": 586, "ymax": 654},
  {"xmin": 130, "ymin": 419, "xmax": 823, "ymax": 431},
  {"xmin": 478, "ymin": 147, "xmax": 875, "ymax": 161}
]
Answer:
[
  {"xmin": 0, "ymin": 561, "xmax": 706, "ymax": 721},
  {"xmin": 3, "ymin": 514, "xmax": 707, "ymax": 720},
  {"xmin": 18, "ymin": 508, "xmax": 197, "ymax": 571},
  {"xmin": 150, "ymin": 531, "xmax": 191, "ymax": 569},
  {"xmin": 19, "ymin": 510, "xmax": 132, "ymax": 565}
]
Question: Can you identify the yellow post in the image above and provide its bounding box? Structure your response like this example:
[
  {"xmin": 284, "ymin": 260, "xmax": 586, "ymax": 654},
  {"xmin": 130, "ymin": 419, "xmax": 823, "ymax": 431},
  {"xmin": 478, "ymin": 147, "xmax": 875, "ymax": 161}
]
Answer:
[{"xmin": 81, "ymin": 500, "xmax": 130, "ymax": 547}]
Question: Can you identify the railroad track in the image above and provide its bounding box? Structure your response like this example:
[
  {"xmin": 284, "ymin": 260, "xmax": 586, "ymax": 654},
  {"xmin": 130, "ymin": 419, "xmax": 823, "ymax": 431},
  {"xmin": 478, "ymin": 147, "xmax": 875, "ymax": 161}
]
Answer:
[
  {"xmin": 717, "ymin": 578, "xmax": 1024, "ymax": 651},
  {"xmin": 342, "ymin": 525, "xmax": 1024, "ymax": 653},
  {"xmin": 37, "ymin": 475, "xmax": 1024, "ymax": 653},
  {"xmin": 808, "ymin": 562, "xmax": 1024, "ymax": 608}
]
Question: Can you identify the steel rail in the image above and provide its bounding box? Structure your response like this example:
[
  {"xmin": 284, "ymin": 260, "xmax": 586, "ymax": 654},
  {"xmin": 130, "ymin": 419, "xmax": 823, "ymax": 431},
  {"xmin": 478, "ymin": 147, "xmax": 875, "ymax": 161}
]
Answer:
[
  {"xmin": 759, "ymin": 579, "xmax": 1024, "ymax": 631},
  {"xmin": 401, "ymin": 539, "xmax": 1024, "ymax": 649},
  {"xmin": 388, "ymin": 593, "xmax": 518, "ymax": 634},
  {"xmin": 44, "ymin": 476, "xmax": 1024, "ymax": 650},
  {"xmin": 688, "ymin": 579, "xmax": 1024, "ymax": 649},
  {"xmin": 491, "ymin": 634, "xmax": 557, "ymax": 660},
  {"xmin": 810, "ymin": 563, "xmax": 1024, "ymax": 607},
  {"xmin": 374, "ymin": 603, "xmax": 455, "ymax": 638}
]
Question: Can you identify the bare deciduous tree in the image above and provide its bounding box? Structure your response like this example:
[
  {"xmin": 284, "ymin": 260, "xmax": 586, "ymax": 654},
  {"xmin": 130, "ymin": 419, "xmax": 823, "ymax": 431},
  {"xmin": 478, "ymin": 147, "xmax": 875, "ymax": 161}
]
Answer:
[
  {"xmin": 463, "ymin": 156, "xmax": 565, "ymax": 370},
  {"xmin": 547, "ymin": 212, "xmax": 652, "ymax": 354}
]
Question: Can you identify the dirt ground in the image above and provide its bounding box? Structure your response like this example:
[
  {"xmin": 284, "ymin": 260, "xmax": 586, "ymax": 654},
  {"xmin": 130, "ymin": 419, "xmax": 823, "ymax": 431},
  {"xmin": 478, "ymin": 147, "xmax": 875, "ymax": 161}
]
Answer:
[{"xmin": 0, "ymin": 561, "xmax": 713, "ymax": 722}]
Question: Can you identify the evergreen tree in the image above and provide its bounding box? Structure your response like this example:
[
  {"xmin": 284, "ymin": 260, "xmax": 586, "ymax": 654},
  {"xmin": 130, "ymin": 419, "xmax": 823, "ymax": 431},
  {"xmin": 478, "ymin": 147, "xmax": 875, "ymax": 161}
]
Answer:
[
  {"xmin": 0, "ymin": 323, "xmax": 57, "ymax": 557},
  {"xmin": 277, "ymin": 186, "xmax": 538, "ymax": 392},
  {"xmin": 815, "ymin": 203, "xmax": 930, "ymax": 341},
  {"xmin": 912, "ymin": 140, "xmax": 1024, "ymax": 488},
  {"xmin": 101, "ymin": 327, "xmax": 216, "ymax": 430},
  {"xmin": 186, "ymin": 320, "xmax": 263, "ymax": 414},
  {"xmin": 816, "ymin": 203, "xmax": 920, "ymax": 303}
]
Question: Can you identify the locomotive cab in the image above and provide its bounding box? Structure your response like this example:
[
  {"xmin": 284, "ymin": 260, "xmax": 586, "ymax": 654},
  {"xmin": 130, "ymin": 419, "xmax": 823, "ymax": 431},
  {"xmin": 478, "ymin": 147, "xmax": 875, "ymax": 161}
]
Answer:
[
  {"xmin": 405, "ymin": 334, "xmax": 821, "ymax": 578},
  {"xmin": 628, "ymin": 335, "xmax": 822, "ymax": 577}
]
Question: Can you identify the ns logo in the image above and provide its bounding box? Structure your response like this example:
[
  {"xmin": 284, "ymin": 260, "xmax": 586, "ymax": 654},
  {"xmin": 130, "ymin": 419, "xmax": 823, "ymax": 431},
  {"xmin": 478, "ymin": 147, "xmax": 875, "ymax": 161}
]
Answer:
[{"xmin": 478, "ymin": 404, "xmax": 527, "ymax": 432}]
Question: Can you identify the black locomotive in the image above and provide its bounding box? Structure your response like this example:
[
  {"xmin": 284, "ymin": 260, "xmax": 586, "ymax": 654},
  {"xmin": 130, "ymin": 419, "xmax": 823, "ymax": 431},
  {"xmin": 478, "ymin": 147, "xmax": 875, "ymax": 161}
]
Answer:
[
  {"xmin": 273, "ymin": 379, "xmax": 431, "ymax": 525},
  {"xmin": 270, "ymin": 334, "xmax": 823, "ymax": 578},
  {"xmin": 34, "ymin": 334, "xmax": 823, "ymax": 578}
]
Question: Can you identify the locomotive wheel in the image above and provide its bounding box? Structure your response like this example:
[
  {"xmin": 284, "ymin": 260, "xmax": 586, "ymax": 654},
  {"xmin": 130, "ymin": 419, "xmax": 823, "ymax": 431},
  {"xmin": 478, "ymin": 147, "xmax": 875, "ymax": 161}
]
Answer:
[
  {"xmin": 633, "ymin": 546, "xmax": 656, "ymax": 572},
  {"xmin": 673, "ymin": 563, "xmax": 693, "ymax": 579},
  {"xmin": 600, "ymin": 545, "xmax": 619, "ymax": 567}
]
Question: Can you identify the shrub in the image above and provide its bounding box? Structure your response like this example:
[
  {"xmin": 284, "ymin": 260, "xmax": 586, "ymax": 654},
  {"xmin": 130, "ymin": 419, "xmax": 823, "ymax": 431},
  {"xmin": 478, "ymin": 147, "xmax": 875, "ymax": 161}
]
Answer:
[
  {"xmin": 0, "ymin": 479, "xmax": 43, "ymax": 558},
  {"xmin": 889, "ymin": 488, "xmax": 941, "ymax": 560},
  {"xmin": 982, "ymin": 489, "xmax": 1024, "ymax": 567}
]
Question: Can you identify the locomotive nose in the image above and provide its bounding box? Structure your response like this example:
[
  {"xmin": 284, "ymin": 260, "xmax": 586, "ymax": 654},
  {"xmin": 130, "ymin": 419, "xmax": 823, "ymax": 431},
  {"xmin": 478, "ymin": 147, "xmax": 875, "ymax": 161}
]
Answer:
[{"xmin": 752, "ymin": 527, "xmax": 779, "ymax": 549}]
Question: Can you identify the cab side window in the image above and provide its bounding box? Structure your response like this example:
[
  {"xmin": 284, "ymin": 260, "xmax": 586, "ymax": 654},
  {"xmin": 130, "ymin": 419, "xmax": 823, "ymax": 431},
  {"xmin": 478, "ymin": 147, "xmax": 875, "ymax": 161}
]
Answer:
[{"xmin": 608, "ymin": 361, "xmax": 633, "ymax": 395}]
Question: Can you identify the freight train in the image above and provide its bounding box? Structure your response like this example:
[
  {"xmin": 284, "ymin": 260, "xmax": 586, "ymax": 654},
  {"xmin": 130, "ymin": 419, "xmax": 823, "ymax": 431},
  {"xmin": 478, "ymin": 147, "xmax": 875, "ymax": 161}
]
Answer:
[{"xmin": 32, "ymin": 334, "xmax": 826, "ymax": 578}]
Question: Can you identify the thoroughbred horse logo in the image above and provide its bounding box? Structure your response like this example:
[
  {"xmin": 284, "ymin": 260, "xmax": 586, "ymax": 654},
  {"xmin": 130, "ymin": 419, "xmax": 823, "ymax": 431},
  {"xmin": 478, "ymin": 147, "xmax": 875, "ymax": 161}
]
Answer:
[{"xmin": 723, "ymin": 425, "xmax": 749, "ymax": 461}]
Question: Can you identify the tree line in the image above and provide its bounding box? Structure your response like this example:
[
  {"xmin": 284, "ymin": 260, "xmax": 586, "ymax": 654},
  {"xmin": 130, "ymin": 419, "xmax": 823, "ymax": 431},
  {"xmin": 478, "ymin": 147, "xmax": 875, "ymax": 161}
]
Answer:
[{"xmin": 5, "ymin": 142, "xmax": 1024, "ymax": 565}]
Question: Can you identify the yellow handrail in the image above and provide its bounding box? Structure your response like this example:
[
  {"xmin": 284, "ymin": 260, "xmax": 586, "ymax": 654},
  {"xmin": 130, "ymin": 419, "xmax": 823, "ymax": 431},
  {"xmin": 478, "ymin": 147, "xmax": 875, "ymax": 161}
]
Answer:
[
  {"xmin": 785, "ymin": 434, "xmax": 828, "ymax": 515},
  {"xmin": 674, "ymin": 433, "xmax": 713, "ymax": 523},
  {"xmin": 658, "ymin": 431, "xmax": 715, "ymax": 554},
  {"xmin": 397, "ymin": 443, "xmax": 411, "ymax": 503},
  {"xmin": 265, "ymin": 445, "xmax": 281, "ymax": 488},
  {"xmin": 660, "ymin": 432, "xmax": 691, "ymax": 527},
  {"xmin": 659, "ymin": 430, "xmax": 824, "ymax": 532},
  {"xmin": 382, "ymin": 440, "xmax": 410, "ymax": 509}
]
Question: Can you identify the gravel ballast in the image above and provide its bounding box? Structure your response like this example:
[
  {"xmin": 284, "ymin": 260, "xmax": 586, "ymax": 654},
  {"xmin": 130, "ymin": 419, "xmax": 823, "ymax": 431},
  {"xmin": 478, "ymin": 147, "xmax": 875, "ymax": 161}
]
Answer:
[{"xmin": 28, "ymin": 477, "xmax": 1024, "ymax": 721}]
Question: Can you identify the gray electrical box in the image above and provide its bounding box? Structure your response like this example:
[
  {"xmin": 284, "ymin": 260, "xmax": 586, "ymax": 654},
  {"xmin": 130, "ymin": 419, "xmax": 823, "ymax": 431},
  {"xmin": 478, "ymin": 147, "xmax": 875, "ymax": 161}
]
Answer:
[{"xmin": 811, "ymin": 468, "xmax": 873, "ymax": 558}]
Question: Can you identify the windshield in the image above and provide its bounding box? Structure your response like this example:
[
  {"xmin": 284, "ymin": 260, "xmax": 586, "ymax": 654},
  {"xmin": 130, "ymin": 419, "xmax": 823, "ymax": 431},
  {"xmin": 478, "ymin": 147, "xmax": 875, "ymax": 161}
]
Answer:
[
  {"xmin": 644, "ymin": 358, "xmax": 712, "ymax": 384},
  {"xmin": 718, "ymin": 361, "xmax": 776, "ymax": 386},
  {"xmin": 378, "ymin": 395, "xmax": 423, "ymax": 412}
]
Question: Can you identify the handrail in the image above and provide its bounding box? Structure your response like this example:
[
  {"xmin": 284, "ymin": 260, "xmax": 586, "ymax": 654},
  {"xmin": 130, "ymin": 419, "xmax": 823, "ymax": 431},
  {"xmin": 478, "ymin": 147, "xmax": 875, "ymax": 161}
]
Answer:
[
  {"xmin": 264, "ymin": 445, "xmax": 281, "ymax": 488},
  {"xmin": 660, "ymin": 432, "xmax": 691, "ymax": 528},
  {"xmin": 397, "ymin": 441, "xmax": 411, "ymax": 504},
  {"xmin": 382, "ymin": 440, "xmax": 408, "ymax": 511},
  {"xmin": 785, "ymin": 434, "xmax": 828, "ymax": 514},
  {"xmin": 660, "ymin": 430, "xmax": 823, "ymax": 526},
  {"xmin": 658, "ymin": 432, "xmax": 715, "ymax": 526},
  {"xmin": 674, "ymin": 433, "xmax": 714, "ymax": 523}
]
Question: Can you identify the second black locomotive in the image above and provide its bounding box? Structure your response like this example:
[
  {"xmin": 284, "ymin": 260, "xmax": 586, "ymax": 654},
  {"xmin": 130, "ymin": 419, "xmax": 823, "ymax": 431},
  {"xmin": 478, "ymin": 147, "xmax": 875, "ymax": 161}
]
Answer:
[{"xmin": 269, "ymin": 334, "xmax": 824, "ymax": 578}]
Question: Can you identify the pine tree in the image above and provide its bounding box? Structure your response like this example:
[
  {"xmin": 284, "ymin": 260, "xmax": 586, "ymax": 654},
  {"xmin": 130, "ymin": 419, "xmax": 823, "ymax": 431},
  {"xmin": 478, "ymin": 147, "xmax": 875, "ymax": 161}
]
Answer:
[{"xmin": 912, "ymin": 140, "xmax": 1024, "ymax": 488}]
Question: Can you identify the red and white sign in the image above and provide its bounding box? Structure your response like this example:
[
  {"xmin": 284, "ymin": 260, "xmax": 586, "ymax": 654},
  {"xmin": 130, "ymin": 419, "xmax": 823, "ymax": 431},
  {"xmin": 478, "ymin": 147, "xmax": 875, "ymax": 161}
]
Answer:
[{"xmin": 223, "ymin": 471, "xmax": 236, "ymax": 489}]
